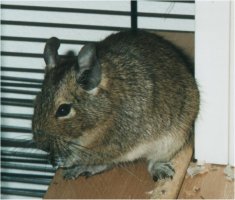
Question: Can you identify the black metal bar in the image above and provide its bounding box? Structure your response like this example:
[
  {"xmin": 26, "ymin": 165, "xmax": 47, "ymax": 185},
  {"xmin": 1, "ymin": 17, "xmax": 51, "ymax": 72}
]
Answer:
[
  {"xmin": 1, "ymin": 150, "xmax": 47, "ymax": 159},
  {"xmin": 1, "ymin": 4, "xmax": 131, "ymax": 16},
  {"xmin": 161, "ymin": 0, "xmax": 195, "ymax": 3},
  {"xmin": 1, "ymin": 76, "xmax": 43, "ymax": 83},
  {"xmin": 1, "ymin": 20, "xmax": 128, "ymax": 31},
  {"xmin": 1, "ymin": 112, "xmax": 33, "ymax": 120},
  {"xmin": 1, "ymin": 138, "xmax": 35, "ymax": 148},
  {"xmin": 1, "ymin": 125, "xmax": 32, "ymax": 133},
  {"xmin": 1, "ymin": 157, "xmax": 49, "ymax": 165},
  {"xmin": 1, "ymin": 101, "xmax": 33, "ymax": 107},
  {"xmin": 1, "ymin": 172, "xmax": 53, "ymax": 185},
  {"xmin": 138, "ymin": 12, "xmax": 194, "ymax": 19},
  {"xmin": 131, "ymin": 0, "xmax": 138, "ymax": 32},
  {"xmin": 1, "ymin": 88, "xmax": 39, "ymax": 95},
  {"xmin": 142, "ymin": 28, "xmax": 194, "ymax": 33},
  {"xmin": 1, "ymin": 100, "xmax": 33, "ymax": 107},
  {"xmin": 1, "ymin": 187, "xmax": 46, "ymax": 198},
  {"xmin": 1, "ymin": 82, "xmax": 42, "ymax": 88},
  {"xmin": 1, "ymin": 97, "xmax": 34, "ymax": 107},
  {"xmin": 1, "ymin": 51, "xmax": 42, "ymax": 58},
  {"xmin": 1, "ymin": 66, "xmax": 44, "ymax": 73},
  {"xmin": 1, "ymin": 51, "xmax": 80, "ymax": 59},
  {"xmin": 1, "ymin": 162, "xmax": 55, "ymax": 172},
  {"xmin": 1, "ymin": 36, "xmax": 94, "ymax": 45}
]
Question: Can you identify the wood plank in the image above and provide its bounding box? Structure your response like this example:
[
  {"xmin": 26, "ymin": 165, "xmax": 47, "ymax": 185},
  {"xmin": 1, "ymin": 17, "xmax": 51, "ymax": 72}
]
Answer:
[
  {"xmin": 44, "ymin": 160, "xmax": 155, "ymax": 199},
  {"xmin": 178, "ymin": 164, "xmax": 235, "ymax": 199},
  {"xmin": 44, "ymin": 144, "xmax": 192, "ymax": 199}
]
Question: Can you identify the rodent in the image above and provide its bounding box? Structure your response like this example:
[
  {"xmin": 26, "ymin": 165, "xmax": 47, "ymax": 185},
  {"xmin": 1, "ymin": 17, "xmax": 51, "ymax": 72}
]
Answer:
[{"xmin": 32, "ymin": 30, "xmax": 200, "ymax": 181}]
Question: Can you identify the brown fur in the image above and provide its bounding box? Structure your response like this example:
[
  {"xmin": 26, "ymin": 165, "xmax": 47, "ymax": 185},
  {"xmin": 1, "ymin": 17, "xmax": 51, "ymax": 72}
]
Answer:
[{"xmin": 32, "ymin": 30, "xmax": 199, "ymax": 178}]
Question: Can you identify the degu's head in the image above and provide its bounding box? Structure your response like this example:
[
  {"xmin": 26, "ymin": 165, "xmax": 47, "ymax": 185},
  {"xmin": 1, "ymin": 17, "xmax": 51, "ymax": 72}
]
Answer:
[{"xmin": 32, "ymin": 37, "xmax": 111, "ymax": 167}]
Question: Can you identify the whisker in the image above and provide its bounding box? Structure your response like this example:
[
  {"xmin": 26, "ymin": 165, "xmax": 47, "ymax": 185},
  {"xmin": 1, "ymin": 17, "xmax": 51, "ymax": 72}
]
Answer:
[
  {"xmin": 43, "ymin": 134, "xmax": 144, "ymax": 182},
  {"xmin": 56, "ymin": 135, "xmax": 96, "ymax": 158},
  {"xmin": 57, "ymin": 138, "xmax": 73, "ymax": 163}
]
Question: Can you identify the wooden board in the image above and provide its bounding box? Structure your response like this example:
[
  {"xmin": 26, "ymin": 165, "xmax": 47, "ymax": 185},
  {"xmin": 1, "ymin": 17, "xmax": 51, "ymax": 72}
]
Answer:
[
  {"xmin": 44, "ymin": 161, "xmax": 155, "ymax": 199},
  {"xmin": 44, "ymin": 144, "xmax": 193, "ymax": 199},
  {"xmin": 178, "ymin": 164, "xmax": 235, "ymax": 199}
]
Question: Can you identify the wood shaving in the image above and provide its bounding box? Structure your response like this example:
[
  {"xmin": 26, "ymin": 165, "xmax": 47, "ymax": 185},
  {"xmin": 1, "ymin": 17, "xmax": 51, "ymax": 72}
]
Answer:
[
  {"xmin": 224, "ymin": 165, "xmax": 235, "ymax": 181},
  {"xmin": 193, "ymin": 186, "xmax": 200, "ymax": 192},
  {"xmin": 187, "ymin": 163, "xmax": 209, "ymax": 177},
  {"xmin": 146, "ymin": 190, "xmax": 153, "ymax": 195},
  {"xmin": 197, "ymin": 160, "xmax": 206, "ymax": 166},
  {"xmin": 183, "ymin": 186, "xmax": 200, "ymax": 198},
  {"xmin": 161, "ymin": 189, "xmax": 166, "ymax": 195},
  {"xmin": 183, "ymin": 190, "xmax": 194, "ymax": 198}
]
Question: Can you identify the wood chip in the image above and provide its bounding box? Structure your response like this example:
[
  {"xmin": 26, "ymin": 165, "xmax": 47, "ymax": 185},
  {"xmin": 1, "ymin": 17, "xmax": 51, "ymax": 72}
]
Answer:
[
  {"xmin": 224, "ymin": 165, "xmax": 235, "ymax": 181},
  {"xmin": 187, "ymin": 163, "xmax": 209, "ymax": 177},
  {"xmin": 193, "ymin": 186, "xmax": 200, "ymax": 192}
]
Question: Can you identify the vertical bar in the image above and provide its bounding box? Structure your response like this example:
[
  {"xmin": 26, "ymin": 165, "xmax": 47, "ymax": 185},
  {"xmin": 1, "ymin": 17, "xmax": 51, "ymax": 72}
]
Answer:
[{"xmin": 131, "ymin": 0, "xmax": 137, "ymax": 32}]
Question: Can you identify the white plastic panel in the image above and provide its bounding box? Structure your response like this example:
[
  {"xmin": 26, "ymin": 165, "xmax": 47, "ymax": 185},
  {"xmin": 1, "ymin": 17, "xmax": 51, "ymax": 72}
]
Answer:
[
  {"xmin": 229, "ymin": 0, "xmax": 235, "ymax": 166},
  {"xmin": 195, "ymin": 0, "xmax": 231, "ymax": 165}
]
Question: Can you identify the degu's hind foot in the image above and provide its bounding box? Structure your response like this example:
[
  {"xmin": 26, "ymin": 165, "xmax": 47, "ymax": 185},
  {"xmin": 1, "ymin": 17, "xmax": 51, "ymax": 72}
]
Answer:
[
  {"xmin": 62, "ymin": 164, "xmax": 110, "ymax": 180},
  {"xmin": 148, "ymin": 161, "xmax": 175, "ymax": 182}
]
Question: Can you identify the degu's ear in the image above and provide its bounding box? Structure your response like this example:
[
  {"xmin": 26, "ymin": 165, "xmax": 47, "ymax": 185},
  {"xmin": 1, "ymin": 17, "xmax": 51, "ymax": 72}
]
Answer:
[
  {"xmin": 43, "ymin": 37, "xmax": 60, "ymax": 71},
  {"xmin": 76, "ymin": 43, "xmax": 101, "ymax": 91}
]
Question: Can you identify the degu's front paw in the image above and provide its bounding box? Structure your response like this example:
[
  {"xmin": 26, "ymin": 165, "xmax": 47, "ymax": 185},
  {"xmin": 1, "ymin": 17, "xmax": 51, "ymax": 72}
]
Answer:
[
  {"xmin": 62, "ymin": 165, "xmax": 109, "ymax": 180},
  {"xmin": 148, "ymin": 161, "xmax": 175, "ymax": 182}
]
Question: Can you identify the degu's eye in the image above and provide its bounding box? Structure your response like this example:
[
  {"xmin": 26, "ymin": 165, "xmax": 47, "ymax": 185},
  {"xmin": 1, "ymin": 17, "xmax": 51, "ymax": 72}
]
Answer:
[{"xmin": 56, "ymin": 104, "xmax": 72, "ymax": 118}]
